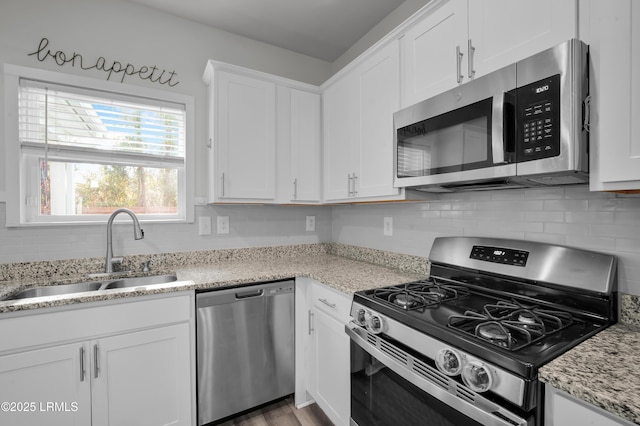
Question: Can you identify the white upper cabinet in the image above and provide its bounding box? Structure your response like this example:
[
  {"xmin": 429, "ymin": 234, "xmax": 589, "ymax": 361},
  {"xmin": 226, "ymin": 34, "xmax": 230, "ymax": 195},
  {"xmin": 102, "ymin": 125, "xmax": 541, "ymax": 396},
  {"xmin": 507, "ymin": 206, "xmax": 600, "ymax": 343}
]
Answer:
[
  {"xmin": 467, "ymin": 0, "xmax": 577, "ymax": 78},
  {"xmin": 324, "ymin": 40, "xmax": 420, "ymax": 202},
  {"xmin": 204, "ymin": 62, "xmax": 322, "ymax": 203},
  {"xmin": 283, "ymin": 88, "xmax": 322, "ymax": 203},
  {"xmin": 206, "ymin": 67, "xmax": 276, "ymax": 202},
  {"xmin": 401, "ymin": 0, "xmax": 578, "ymax": 107},
  {"xmin": 587, "ymin": 0, "xmax": 640, "ymax": 191},
  {"xmin": 401, "ymin": 0, "xmax": 468, "ymax": 107},
  {"xmin": 323, "ymin": 69, "xmax": 359, "ymax": 201}
]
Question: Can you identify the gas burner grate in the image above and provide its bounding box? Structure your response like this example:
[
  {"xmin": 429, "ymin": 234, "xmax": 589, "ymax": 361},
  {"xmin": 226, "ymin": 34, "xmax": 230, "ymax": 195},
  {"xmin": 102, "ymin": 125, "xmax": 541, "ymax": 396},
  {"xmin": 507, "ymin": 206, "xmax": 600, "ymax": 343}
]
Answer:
[
  {"xmin": 448, "ymin": 300, "xmax": 573, "ymax": 351},
  {"xmin": 373, "ymin": 279, "xmax": 470, "ymax": 311}
]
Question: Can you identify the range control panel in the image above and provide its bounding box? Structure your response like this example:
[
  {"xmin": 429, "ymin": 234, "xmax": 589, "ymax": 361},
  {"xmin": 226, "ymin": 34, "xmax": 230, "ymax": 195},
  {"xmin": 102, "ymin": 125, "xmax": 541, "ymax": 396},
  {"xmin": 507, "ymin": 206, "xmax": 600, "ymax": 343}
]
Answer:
[
  {"xmin": 470, "ymin": 246, "xmax": 529, "ymax": 267},
  {"xmin": 517, "ymin": 74, "xmax": 561, "ymax": 162}
]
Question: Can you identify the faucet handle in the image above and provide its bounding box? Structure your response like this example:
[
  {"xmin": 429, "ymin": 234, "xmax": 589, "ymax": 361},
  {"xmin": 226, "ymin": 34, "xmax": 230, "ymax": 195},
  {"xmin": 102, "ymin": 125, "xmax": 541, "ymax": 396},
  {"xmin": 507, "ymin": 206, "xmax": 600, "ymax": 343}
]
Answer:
[{"xmin": 141, "ymin": 260, "xmax": 152, "ymax": 273}]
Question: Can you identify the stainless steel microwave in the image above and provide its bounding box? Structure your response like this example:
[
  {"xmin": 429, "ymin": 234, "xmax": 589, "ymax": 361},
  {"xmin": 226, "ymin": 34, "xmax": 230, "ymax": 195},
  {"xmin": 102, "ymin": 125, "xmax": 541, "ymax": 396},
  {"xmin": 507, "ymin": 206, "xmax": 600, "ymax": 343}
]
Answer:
[{"xmin": 393, "ymin": 39, "xmax": 589, "ymax": 192}]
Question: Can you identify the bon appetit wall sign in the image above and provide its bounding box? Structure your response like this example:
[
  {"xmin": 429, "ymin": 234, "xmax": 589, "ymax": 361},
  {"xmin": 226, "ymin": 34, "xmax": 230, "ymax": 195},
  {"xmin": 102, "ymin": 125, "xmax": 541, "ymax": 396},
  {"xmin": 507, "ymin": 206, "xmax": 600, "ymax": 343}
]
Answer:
[{"xmin": 28, "ymin": 37, "xmax": 180, "ymax": 87}]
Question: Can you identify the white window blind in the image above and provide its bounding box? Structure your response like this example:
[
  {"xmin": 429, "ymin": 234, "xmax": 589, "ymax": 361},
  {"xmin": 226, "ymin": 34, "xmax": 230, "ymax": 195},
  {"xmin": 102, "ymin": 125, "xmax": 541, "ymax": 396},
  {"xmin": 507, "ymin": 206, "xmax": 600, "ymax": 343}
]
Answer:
[{"xmin": 18, "ymin": 78, "xmax": 186, "ymax": 163}]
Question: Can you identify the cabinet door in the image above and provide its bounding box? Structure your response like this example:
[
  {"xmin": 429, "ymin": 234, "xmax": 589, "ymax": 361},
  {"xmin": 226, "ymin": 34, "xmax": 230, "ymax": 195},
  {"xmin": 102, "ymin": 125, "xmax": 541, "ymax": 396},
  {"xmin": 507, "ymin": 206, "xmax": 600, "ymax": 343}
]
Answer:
[
  {"xmin": 356, "ymin": 40, "xmax": 401, "ymax": 199},
  {"xmin": 0, "ymin": 343, "xmax": 92, "ymax": 426},
  {"xmin": 91, "ymin": 323, "xmax": 193, "ymax": 426},
  {"xmin": 545, "ymin": 385, "xmax": 635, "ymax": 426},
  {"xmin": 401, "ymin": 0, "xmax": 468, "ymax": 107},
  {"xmin": 289, "ymin": 89, "xmax": 321, "ymax": 202},
  {"xmin": 308, "ymin": 306, "xmax": 350, "ymax": 426},
  {"xmin": 589, "ymin": 0, "xmax": 640, "ymax": 189},
  {"xmin": 468, "ymin": 0, "xmax": 577, "ymax": 78},
  {"xmin": 217, "ymin": 71, "xmax": 276, "ymax": 200},
  {"xmin": 323, "ymin": 72, "xmax": 359, "ymax": 201}
]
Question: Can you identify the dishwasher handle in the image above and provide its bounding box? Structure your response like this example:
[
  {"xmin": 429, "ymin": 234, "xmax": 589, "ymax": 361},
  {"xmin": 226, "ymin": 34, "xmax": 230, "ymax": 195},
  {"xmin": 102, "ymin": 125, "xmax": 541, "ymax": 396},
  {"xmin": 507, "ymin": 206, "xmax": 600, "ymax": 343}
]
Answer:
[
  {"xmin": 196, "ymin": 280, "xmax": 295, "ymax": 308},
  {"xmin": 235, "ymin": 289, "xmax": 264, "ymax": 299}
]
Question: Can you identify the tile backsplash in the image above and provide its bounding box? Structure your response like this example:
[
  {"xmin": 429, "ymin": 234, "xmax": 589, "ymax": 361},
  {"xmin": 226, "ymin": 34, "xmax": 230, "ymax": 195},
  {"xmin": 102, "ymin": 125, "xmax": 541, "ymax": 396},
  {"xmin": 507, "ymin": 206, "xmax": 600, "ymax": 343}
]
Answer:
[
  {"xmin": 332, "ymin": 185, "xmax": 640, "ymax": 295},
  {"xmin": 0, "ymin": 204, "xmax": 332, "ymax": 263}
]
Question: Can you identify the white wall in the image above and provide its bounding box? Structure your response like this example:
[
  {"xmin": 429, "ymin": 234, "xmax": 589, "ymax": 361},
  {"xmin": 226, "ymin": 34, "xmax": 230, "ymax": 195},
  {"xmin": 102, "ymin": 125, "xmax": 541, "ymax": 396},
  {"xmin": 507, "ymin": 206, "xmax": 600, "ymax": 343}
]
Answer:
[{"xmin": 332, "ymin": 186, "xmax": 640, "ymax": 295}]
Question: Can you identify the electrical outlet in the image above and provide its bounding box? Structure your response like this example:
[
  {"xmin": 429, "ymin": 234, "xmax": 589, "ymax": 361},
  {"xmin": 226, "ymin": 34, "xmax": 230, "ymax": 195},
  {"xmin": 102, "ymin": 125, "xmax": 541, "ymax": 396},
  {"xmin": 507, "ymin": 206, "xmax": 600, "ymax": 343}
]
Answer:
[
  {"xmin": 306, "ymin": 216, "xmax": 316, "ymax": 232},
  {"xmin": 198, "ymin": 216, "xmax": 212, "ymax": 236},
  {"xmin": 383, "ymin": 217, "xmax": 393, "ymax": 236},
  {"xmin": 217, "ymin": 216, "xmax": 229, "ymax": 234}
]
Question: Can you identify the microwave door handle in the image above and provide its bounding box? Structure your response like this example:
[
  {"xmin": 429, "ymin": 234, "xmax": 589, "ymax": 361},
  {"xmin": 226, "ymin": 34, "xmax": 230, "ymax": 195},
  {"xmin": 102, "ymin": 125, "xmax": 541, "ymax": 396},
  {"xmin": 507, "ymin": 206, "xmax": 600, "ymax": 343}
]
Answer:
[{"xmin": 491, "ymin": 92, "xmax": 505, "ymax": 164}]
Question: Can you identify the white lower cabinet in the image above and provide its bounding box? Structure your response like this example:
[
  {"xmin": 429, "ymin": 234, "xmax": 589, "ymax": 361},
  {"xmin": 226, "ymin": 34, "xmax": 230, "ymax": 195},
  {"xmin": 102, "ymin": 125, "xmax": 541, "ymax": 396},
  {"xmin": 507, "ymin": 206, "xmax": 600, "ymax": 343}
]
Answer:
[
  {"xmin": 0, "ymin": 343, "xmax": 91, "ymax": 425},
  {"xmin": 0, "ymin": 294, "xmax": 194, "ymax": 426},
  {"xmin": 92, "ymin": 324, "xmax": 192, "ymax": 426},
  {"xmin": 545, "ymin": 385, "xmax": 635, "ymax": 426},
  {"xmin": 308, "ymin": 306, "xmax": 350, "ymax": 426},
  {"xmin": 295, "ymin": 278, "xmax": 351, "ymax": 426}
]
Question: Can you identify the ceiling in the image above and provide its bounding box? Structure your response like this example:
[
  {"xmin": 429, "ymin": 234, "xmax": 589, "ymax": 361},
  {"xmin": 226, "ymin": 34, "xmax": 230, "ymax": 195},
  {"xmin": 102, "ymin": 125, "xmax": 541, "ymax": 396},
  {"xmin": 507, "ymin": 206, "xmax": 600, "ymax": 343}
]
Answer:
[{"xmin": 125, "ymin": 0, "xmax": 406, "ymax": 62}]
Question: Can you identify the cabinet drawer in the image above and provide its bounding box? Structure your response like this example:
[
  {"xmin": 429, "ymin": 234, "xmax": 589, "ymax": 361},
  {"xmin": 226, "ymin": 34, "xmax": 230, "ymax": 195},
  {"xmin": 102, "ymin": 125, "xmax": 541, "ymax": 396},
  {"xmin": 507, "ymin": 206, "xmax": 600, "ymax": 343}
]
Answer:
[
  {"xmin": 310, "ymin": 283, "xmax": 351, "ymax": 323},
  {"xmin": 0, "ymin": 293, "xmax": 193, "ymax": 353}
]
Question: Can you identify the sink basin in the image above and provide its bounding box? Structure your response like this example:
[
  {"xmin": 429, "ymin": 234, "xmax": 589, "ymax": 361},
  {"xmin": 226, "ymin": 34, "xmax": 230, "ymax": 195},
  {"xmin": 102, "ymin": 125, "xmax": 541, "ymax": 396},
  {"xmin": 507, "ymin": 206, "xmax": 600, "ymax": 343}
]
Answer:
[
  {"xmin": 103, "ymin": 274, "xmax": 178, "ymax": 290},
  {"xmin": 8, "ymin": 281, "xmax": 105, "ymax": 300},
  {"xmin": 6, "ymin": 274, "xmax": 179, "ymax": 300}
]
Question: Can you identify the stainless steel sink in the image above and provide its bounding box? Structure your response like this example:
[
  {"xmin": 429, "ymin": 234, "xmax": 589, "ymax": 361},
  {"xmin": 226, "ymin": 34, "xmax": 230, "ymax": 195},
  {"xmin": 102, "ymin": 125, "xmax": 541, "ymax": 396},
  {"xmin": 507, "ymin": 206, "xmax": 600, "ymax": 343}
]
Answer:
[
  {"xmin": 7, "ymin": 274, "xmax": 178, "ymax": 300},
  {"xmin": 102, "ymin": 274, "xmax": 178, "ymax": 290},
  {"xmin": 8, "ymin": 281, "xmax": 106, "ymax": 300}
]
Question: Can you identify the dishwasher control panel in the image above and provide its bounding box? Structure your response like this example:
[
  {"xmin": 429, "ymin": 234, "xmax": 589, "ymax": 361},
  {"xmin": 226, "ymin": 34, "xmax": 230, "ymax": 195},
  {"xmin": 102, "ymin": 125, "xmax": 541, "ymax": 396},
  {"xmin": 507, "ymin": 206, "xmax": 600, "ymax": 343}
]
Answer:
[{"xmin": 269, "ymin": 283, "xmax": 294, "ymax": 294}]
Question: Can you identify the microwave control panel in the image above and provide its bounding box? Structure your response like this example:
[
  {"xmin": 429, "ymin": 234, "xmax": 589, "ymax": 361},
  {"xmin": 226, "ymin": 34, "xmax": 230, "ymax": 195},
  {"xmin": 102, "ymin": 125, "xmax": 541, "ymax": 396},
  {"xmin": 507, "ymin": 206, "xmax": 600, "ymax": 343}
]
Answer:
[{"xmin": 516, "ymin": 74, "xmax": 561, "ymax": 162}]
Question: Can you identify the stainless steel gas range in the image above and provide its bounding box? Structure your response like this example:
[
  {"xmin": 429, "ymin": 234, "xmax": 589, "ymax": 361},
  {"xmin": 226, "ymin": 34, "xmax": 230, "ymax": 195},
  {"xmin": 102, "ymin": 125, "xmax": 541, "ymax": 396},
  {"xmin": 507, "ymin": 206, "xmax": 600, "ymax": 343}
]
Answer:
[{"xmin": 346, "ymin": 237, "xmax": 617, "ymax": 426}]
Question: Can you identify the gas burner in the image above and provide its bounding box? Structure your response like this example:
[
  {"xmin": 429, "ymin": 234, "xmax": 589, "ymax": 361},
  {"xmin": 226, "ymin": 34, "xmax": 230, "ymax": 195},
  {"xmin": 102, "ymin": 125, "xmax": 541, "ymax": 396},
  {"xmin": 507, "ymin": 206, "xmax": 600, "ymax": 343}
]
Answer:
[
  {"xmin": 425, "ymin": 286, "xmax": 449, "ymax": 299},
  {"xmin": 517, "ymin": 311, "xmax": 538, "ymax": 325},
  {"xmin": 476, "ymin": 322, "xmax": 509, "ymax": 342},
  {"xmin": 372, "ymin": 280, "xmax": 470, "ymax": 311},
  {"xmin": 448, "ymin": 301, "xmax": 575, "ymax": 351},
  {"xmin": 393, "ymin": 293, "xmax": 422, "ymax": 309}
]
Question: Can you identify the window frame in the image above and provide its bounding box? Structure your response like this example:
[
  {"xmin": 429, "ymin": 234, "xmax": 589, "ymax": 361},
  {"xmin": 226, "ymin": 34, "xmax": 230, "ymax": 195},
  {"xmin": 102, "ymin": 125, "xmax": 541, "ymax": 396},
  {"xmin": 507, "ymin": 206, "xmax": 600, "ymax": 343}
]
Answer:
[{"xmin": 4, "ymin": 64, "xmax": 195, "ymax": 226}]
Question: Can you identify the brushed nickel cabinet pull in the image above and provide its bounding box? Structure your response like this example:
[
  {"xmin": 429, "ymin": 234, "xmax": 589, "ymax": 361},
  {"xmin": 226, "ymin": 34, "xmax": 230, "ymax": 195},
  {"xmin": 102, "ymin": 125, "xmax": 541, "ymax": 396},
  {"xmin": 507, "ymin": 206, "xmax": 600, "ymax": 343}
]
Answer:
[
  {"xmin": 352, "ymin": 173, "xmax": 358, "ymax": 196},
  {"xmin": 93, "ymin": 344, "xmax": 100, "ymax": 379},
  {"xmin": 79, "ymin": 346, "xmax": 86, "ymax": 382},
  {"xmin": 308, "ymin": 310, "xmax": 314, "ymax": 335},
  {"xmin": 468, "ymin": 39, "xmax": 476, "ymax": 79},
  {"xmin": 456, "ymin": 45, "xmax": 464, "ymax": 84},
  {"xmin": 319, "ymin": 298, "xmax": 336, "ymax": 309}
]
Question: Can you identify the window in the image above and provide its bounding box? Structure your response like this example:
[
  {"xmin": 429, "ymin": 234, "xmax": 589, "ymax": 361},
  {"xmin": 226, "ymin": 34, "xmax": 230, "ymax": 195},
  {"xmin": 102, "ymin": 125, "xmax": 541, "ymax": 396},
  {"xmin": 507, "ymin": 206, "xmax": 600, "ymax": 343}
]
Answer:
[{"xmin": 4, "ymin": 65, "xmax": 194, "ymax": 225}]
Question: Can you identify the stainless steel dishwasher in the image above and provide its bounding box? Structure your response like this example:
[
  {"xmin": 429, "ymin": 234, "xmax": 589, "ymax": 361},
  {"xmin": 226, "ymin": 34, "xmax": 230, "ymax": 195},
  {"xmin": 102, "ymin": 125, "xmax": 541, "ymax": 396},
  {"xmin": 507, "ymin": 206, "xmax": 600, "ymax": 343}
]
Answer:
[{"xmin": 196, "ymin": 280, "xmax": 295, "ymax": 425}]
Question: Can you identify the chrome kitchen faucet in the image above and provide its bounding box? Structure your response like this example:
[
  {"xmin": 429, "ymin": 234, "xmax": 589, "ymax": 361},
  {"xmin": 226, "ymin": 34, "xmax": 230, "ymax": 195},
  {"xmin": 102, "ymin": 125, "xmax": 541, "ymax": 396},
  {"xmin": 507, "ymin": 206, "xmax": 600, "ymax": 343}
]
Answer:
[{"xmin": 105, "ymin": 208, "xmax": 144, "ymax": 273}]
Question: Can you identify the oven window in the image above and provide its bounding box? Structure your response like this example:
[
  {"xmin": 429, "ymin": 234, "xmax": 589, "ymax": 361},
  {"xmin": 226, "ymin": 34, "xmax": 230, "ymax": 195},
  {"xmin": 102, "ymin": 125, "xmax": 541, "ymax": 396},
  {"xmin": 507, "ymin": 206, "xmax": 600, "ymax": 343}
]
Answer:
[
  {"xmin": 351, "ymin": 342, "xmax": 483, "ymax": 426},
  {"xmin": 396, "ymin": 98, "xmax": 493, "ymax": 178}
]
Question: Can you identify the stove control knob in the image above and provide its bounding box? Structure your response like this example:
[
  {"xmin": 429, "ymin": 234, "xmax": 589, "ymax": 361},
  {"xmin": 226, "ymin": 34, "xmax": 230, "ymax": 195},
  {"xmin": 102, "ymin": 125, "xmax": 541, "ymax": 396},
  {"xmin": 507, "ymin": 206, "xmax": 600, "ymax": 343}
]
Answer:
[
  {"xmin": 461, "ymin": 360, "xmax": 493, "ymax": 393},
  {"xmin": 366, "ymin": 314, "xmax": 384, "ymax": 334},
  {"xmin": 355, "ymin": 309, "xmax": 367, "ymax": 325},
  {"xmin": 436, "ymin": 348, "xmax": 462, "ymax": 376}
]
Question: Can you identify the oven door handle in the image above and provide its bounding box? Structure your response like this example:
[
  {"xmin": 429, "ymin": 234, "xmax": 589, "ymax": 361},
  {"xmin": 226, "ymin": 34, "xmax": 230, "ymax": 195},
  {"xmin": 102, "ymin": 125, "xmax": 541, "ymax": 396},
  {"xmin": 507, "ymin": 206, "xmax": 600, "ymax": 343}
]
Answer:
[{"xmin": 345, "ymin": 323, "xmax": 532, "ymax": 426}]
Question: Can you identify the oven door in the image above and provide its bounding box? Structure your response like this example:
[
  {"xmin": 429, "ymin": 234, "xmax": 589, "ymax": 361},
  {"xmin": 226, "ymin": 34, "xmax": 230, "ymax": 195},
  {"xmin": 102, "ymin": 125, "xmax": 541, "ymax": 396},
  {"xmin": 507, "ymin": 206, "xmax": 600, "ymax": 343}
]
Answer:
[
  {"xmin": 346, "ymin": 323, "xmax": 533, "ymax": 426},
  {"xmin": 393, "ymin": 64, "xmax": 517, "ymax": 190}
]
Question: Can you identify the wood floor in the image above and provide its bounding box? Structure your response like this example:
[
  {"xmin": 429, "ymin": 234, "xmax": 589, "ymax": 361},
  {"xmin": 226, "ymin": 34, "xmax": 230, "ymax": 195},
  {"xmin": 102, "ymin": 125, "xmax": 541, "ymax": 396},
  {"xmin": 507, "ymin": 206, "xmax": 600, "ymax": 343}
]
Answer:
[{"xmin": 217, "ymin": 396, "xmax": 334, "ymax": 426}]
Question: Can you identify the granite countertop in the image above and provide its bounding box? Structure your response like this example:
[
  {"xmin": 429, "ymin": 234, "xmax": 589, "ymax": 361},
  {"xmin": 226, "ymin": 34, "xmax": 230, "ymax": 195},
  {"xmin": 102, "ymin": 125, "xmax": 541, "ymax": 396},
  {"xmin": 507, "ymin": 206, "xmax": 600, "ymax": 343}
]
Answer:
[
  {"xmin": 539, "ymin": 294, "xmax": 640, "ymax": 425},
  {"xmin": 0, "ymin": 253, "xmax": 424, "ymax": 314}
]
